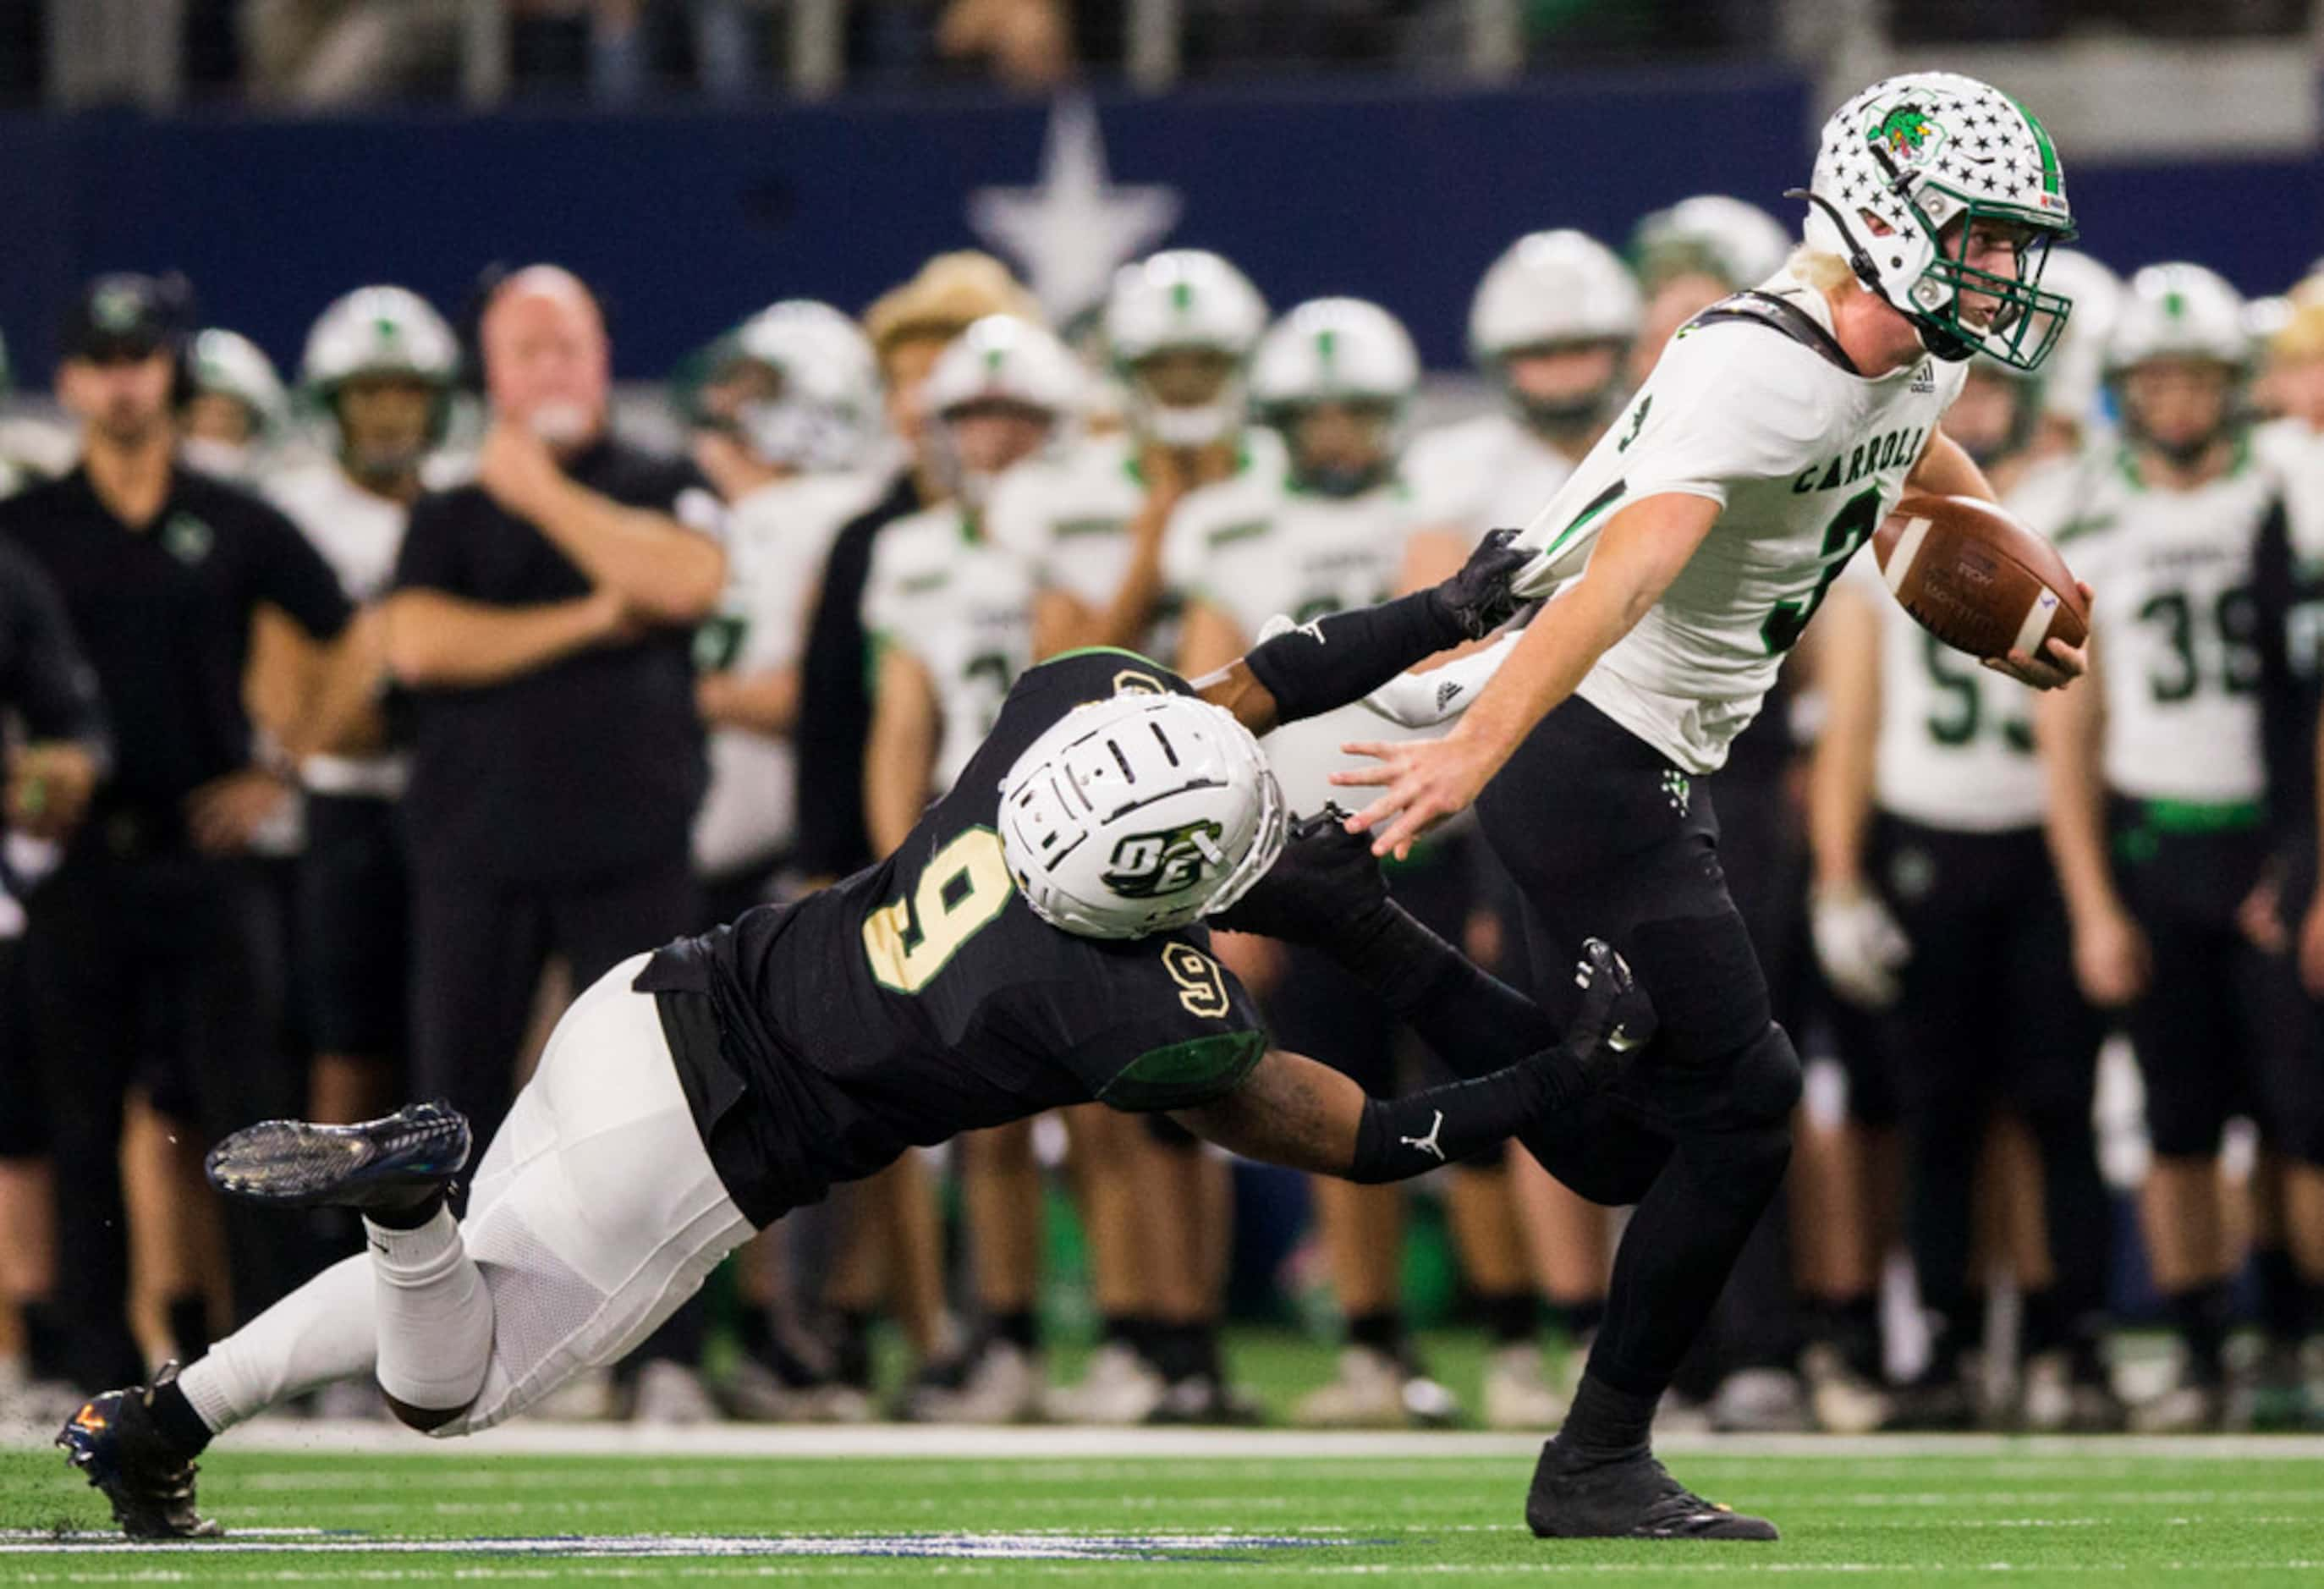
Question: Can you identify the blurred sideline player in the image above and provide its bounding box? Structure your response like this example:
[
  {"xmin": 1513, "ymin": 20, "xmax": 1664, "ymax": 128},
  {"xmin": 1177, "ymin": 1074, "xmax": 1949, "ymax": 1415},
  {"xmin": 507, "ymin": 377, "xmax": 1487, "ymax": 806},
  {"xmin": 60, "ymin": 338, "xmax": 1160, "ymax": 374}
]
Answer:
[
  {"xmin": 1168, "ymin": 297, "xmax": 1510, "ymax": 1427},
  {"xmin": 2034, "ymin": 263, "xmax": 2324, "ymax": 1430},
  {"xmin": 1403, "ymin": 228, "xmax": 1645, "ymax": 1425},
  {"xmin": 269, "ymin": 287, "xmax": 464, "ymax": 1135},
  {"xmin": 1810, "ymin": 443, "xmax": 2120, "ymax": 1431},
  {"xmin": 859, "ymin": 315, "xmax": 1082, "ymax": 1421},
  {"xmin": 60, "ymin": 534, "xmax": 1630, "ymax": 1539},
  {"xmin": 179, "ymin": 328, "xmax": 290, "ymax": 485},
  {"xmin": 788, "ymin": 256, "xmax": 1043, "ymax": 1411},
  {"xmin": 690, "ymin": 300, "xmax": 895, "ymax": 924},
  {"xmin": 1625, "ymin": 195, "xmax": 1793, "ymax": 390},
  {"xmin": 985, "ymin": 250, "xmax": 1277, "ymax": 1425},
  {"xmin": 1332, "ymin": 74, "xmax": 2085, "ymax": 1535}
]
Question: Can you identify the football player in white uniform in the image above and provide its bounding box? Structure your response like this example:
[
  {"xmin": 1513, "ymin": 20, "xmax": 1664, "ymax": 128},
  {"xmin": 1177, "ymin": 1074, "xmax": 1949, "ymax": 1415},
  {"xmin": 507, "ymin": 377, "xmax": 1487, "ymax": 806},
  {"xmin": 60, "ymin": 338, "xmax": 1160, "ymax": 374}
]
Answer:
[
  {"xmin": 687, "ymin": 300, "xmax": 897, "ymax": 921},
  {"xmin": 1172, "ymin": 297, "xmax": 1543, "ymax": 1427},
  {"xmin": 179, "ymin": 328, "xmax": 291, "ymax": 484},
  {"xmin": 2034, "ymin": 264, "xmax": 2324, "ymax": 1432},
  {"xmin": 981, "ymin": 258, "xmax": 1277, "ymax": 1427},
  {"xmin": 1810, "ymin": 500, "xmax": 2119, "ymax": 1432},
  {"xmin": 859, "ymin": 314, "xmax": 1083, "ymax": 1423},
  {"xmin": 1338, "ymin": 74, "xmax": 2085, "ymax": 1537},
  {"xmin": 986, "ymin": 249, "xmax": 1276, "ymax": 663},
  {"xmin": 1406, "ymin": 230, "xmax": 1642, "ymax": 553},
  {"xmin": 862, "ymin": 316, "xmax": 1080, "ymax": 850},
  {"xmin": 1627, "ymin": 195, "xmax": 1794, "ymax": 383},
  {"xmin": 267, "ymin": 287, "xmax": 464, "ymax": 1136}
]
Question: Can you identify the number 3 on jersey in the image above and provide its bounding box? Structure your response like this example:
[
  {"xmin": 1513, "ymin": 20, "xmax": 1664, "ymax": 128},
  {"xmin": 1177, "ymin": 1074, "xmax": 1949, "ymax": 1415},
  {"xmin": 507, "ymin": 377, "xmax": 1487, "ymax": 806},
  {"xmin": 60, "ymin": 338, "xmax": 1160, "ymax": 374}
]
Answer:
[
  {"xmin": 862, "ymin": 827, "xmax": 1014, "ymax": 992},
  {"xmin": 1762, "ymin": 487, "xmax": 1883, "ymax": 655}
]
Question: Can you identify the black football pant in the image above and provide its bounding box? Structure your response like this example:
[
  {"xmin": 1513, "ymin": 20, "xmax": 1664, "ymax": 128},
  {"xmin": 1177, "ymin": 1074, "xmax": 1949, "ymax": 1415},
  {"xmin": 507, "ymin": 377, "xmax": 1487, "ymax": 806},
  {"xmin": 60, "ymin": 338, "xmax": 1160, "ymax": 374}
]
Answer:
[
  {"xmin": 409, "ymin": 857, "xmax": 699, "ymax": 1169},
  {"xmin": 1479, "ymin": 699, "xmax": 1802, "ymax": 1401},
  {"xmin": 19, "ymin": 842, "xmax": 301, "ymax": 1388},
  {"xmin": 1871, "ymin": 816, "xmax": 2109, "ymax": 1355}
]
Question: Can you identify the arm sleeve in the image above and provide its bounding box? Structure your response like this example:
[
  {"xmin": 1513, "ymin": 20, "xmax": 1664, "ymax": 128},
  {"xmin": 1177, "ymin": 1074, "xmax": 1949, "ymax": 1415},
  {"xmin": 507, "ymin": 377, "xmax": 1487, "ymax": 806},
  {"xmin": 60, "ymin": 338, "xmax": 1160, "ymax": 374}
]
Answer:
[
  {"xmin": 250, "ymin": 501, "xmax": 354, "ymax": 641},
  {"xmin": 0, "ymin": 540, "xmax": 109, "ymax": 755}
]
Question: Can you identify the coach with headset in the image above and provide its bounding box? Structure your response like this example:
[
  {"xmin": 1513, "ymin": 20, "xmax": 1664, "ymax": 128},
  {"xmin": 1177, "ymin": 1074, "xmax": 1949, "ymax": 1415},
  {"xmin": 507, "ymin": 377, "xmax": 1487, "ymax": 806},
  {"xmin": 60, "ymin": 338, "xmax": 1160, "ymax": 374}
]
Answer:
[{"xmin": 0, "ymin": 273, "xmax": 356, "ymax": 1389}]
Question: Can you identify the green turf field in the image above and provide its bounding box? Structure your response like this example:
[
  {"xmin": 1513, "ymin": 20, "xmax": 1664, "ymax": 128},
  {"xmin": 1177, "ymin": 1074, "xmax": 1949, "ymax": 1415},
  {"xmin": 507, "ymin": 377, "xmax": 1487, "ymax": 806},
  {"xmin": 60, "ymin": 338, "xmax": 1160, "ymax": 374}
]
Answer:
[{"xmin": 7, "ymin": 1430, "xmax": 2324, "ymax": 1585}]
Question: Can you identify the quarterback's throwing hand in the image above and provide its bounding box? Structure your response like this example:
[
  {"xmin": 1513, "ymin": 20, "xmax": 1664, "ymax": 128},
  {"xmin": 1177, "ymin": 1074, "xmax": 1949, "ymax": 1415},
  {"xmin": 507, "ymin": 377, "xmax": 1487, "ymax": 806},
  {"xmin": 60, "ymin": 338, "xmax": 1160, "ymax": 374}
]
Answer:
[{"xmin": 1332, "ymin": 734, "xmax": 1500, "ymax": 860}]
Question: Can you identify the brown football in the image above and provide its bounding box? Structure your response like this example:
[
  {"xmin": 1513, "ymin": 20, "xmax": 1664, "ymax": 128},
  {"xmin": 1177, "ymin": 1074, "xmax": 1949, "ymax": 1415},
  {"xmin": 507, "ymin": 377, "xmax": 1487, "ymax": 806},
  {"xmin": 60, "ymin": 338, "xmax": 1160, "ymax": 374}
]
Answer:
[{"xmin": 1871, "ymin": 492, "xmax": 2089, "ymax": 662}]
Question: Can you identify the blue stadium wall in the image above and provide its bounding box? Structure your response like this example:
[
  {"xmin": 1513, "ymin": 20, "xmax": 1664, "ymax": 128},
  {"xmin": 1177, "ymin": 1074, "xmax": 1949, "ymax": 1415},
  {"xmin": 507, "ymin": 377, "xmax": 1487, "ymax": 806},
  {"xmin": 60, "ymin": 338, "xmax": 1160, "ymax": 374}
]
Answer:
[{"xmin": 1, "ymin": 69, "xmax": 2318, "ymax": 381}]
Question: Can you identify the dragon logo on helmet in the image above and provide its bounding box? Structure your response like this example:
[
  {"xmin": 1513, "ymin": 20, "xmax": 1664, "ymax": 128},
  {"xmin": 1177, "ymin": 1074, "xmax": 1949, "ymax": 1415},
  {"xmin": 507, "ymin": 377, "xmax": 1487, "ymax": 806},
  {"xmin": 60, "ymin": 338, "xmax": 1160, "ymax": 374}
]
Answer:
[{"xmin": 1868, "ymin": 105, "xmax": 1944, "ymax": 167}]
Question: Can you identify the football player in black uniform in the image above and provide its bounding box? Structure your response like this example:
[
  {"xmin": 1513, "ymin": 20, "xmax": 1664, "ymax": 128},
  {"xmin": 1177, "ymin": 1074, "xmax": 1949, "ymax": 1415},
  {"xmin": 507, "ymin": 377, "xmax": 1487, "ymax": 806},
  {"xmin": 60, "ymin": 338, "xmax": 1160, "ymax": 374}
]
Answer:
[{"xmin": 56, "ymin": 533, "xmax": 1684, "ymax": 1541}]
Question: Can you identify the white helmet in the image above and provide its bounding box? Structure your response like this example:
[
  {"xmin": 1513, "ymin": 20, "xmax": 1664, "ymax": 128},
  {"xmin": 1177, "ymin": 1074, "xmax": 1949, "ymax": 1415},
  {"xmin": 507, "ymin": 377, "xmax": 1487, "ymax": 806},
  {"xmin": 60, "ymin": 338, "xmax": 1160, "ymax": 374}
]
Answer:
[
  {"xmin": 1801, "ymin": 72, "xmax": 2077, "ymax": 370},
  {"xmin": 998, "ymin": 690, "xmax": 1286, "ymax": 940},
  {"xmin": 1251, "ymin": 297, "xmax": 1420, "ymax": 411},
  {"xmin": 1630, "ymin": 195, "xmax": 1794, "ymax": 292},
  {"xmin": 1103, "ymin": 250, "xmax": 1269, "ymax": 448},
  {"xmin": 187, "ymin": 328, "xmax": 288, "ymax": 437},
  {"xmin": 921, "ymin": 315, "xmax": 1082, "ymax": 509},
  {"xmin": 300, "ymin": 285, "xmax": 461, "ymax": 459},
  {"xmin": 1469, "ymin": 230, "xmax": 1641, "ymax": 432},
  {"xmin": 728, "ymin": 299, "xmax": 884, "ymax": 473},
  {"xmin": 1470, "ymin": 230, "xmax": 1642, "ymax": 359},
  {"xmin": 2106, "ymin": 262, "xmax": 2251, "ymax": 376},
  {"xmin": 2034, "ymin": 250, "xmax": 2123, "ymax": 429}
]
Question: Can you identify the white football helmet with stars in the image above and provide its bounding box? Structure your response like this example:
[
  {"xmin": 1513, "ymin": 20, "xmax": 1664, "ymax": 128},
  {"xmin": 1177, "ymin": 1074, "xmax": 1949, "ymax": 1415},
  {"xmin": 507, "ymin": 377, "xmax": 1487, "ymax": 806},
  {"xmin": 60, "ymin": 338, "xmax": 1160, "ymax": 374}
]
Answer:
[{"xmin": 1801, "ymin": 72, "xmax": 2077, "ymax": 371}]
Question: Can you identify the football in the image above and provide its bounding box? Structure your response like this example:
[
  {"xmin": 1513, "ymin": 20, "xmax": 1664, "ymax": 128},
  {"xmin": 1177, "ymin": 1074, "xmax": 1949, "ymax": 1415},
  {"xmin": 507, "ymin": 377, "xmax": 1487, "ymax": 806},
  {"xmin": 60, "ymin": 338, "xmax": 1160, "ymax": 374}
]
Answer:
[{"xmin": 1871, "ymin": 492, "xmax": 2090, "ymax": 662}]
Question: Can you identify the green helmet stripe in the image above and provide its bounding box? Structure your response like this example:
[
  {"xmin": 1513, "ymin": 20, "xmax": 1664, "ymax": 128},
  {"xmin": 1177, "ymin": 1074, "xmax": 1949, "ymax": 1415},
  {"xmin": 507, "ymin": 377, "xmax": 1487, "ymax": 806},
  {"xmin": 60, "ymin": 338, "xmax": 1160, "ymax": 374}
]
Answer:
[{"xmin": 2007, "ymin": 95, "xmax": 2062, "ymax": 196}]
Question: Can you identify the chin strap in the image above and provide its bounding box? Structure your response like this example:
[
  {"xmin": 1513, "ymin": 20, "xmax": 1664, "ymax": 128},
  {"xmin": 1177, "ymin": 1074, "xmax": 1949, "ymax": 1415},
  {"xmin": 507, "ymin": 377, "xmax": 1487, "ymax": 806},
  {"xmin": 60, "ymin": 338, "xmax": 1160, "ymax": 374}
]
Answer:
[{"xmin": 1788, "ymin": 185, "xmax": 1974, "ymax": 364}]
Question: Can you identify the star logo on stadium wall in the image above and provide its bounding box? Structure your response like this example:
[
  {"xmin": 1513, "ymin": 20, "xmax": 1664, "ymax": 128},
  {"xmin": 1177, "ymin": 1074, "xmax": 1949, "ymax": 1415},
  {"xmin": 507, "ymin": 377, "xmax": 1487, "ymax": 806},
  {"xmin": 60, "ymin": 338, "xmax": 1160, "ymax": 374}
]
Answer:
[{"xmin": 968, "ymin": 94, "xmax": 1182, "ymax": 326}]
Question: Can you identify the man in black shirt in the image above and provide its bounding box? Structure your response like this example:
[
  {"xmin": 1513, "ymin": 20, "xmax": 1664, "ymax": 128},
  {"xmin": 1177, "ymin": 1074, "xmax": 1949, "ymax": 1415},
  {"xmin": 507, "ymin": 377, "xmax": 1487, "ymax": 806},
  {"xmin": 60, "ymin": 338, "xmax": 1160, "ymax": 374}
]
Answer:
[
  {"xmin": 0, "ymin": 274, "xmax": 356, "ymax": 1388},
  {"xmin": 383, "ymin": 266, "xmax": 726, "ymax": 1157},
  {"xmin": 58, "ymin": 537, "xmax": 1683, "ymax": 1541}
]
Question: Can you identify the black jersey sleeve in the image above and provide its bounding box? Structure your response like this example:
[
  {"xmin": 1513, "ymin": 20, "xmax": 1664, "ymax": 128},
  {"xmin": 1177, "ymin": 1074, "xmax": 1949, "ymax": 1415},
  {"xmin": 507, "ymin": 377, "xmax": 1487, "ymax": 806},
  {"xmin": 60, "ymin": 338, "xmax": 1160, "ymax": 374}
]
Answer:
[
  {"xmin": 0, "ymin": 537, "xmax": 108, "ymax": 755},
  {"xmin": 247, "ymin": 498, "xmax": 354, "ymax": 641},
  {"xmin": 1041, "ymin": 934, "xmax": 1268, "ymax": 1112},
  {"xmin": 390, "ymin": 492, "xmax": 470, "ymax": 596}
]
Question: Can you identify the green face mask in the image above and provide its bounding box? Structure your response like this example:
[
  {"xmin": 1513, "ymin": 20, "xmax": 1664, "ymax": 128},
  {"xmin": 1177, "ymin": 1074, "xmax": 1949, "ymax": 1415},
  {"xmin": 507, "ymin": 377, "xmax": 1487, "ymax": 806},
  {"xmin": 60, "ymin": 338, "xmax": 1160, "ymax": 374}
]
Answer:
[{"xmin": 1909, "ymin": 201, "xmax": 2076, "ymax": 372}]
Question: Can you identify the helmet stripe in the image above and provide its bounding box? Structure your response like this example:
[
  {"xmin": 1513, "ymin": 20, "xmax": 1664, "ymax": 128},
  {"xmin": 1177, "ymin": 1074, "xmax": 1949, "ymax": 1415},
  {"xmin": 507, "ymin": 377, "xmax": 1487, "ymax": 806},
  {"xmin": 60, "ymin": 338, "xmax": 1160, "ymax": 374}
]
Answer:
[{"xmin": 2008, "ymin": 95, "xmax": 2062, "ymax": 197}]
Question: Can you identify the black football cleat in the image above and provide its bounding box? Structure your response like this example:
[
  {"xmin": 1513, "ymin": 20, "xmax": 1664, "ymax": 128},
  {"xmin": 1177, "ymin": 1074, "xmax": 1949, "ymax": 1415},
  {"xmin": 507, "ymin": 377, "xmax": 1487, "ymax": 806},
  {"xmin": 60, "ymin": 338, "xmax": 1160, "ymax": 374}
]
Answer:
[
  {"xmin": 205, "ymin": 1100, "xmax": 470, "ymax": 1217},
  {"xmin": 57, "ymin": 1362, "xmax": 220, "ymax": 1540},
  {"xmin": 1525, "ymin": 1439, "xmax": 1778, "ymax": 1541}
]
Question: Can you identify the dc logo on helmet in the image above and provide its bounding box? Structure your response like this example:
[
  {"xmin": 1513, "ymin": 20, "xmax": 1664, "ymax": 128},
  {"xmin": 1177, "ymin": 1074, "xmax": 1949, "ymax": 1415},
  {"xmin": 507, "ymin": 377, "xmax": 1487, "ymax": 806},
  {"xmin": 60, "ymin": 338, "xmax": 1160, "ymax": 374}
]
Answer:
[
  {"xmin": 1102, "ymin": 822, "xmax": 1222, "ymax": 899},
  {"xmin": 1867, "ymin": 104, "xmax": 1944, "ymax": 168}
]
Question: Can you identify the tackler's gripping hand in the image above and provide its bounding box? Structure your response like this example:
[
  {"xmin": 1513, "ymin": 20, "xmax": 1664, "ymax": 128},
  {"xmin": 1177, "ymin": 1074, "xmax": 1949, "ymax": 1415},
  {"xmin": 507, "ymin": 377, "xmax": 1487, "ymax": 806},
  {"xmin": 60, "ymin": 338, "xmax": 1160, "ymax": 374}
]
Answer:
[
  {"xmin": 1563, "ymin": 938, "xmax": 1656, "ymax": 1086},
  {"xmin": 1428, "ymin": 527, "xmax": 1530, "ymax": 642},
  {"xmin": 1211, "ymin": 804, "xmax": 1391, "ymax": 949}
]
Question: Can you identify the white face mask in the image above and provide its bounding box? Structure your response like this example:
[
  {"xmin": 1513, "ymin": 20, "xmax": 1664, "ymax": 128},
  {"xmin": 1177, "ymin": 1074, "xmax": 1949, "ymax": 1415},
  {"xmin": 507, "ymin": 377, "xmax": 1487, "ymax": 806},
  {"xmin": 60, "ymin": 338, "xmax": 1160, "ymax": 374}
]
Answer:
[
  {"xmin": 526, "ymin": 400, "xmax": 596, "ymax": 448},
  {"xmin": 179, "ymin": 437, "xmax": 254, "ymax": 480}
]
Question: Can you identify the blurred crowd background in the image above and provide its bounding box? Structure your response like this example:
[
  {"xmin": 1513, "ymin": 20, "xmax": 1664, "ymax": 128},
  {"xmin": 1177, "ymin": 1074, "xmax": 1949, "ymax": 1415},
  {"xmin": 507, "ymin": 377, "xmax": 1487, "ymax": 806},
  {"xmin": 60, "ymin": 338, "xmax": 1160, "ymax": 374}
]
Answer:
[{"xmin": 3, "ymin": 2, "xmax": 2324, "ymax": 1438}]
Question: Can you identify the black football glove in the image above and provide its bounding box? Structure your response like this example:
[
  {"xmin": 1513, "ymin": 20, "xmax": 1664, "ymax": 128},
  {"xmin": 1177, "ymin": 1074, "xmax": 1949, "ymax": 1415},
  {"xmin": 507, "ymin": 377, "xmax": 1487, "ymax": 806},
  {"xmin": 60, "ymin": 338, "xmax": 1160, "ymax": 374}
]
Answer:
[
  {"xmin": 1426, "ymin": 526, "xmax": 1530, "ymax": 642},
  {"xmin": 1211, "ymin": 805, "xmax": 1391, "ymax": 948},
  {"xmin": 1560, "ymin": 937, "xmax": 1657, "ymax": 1086}
]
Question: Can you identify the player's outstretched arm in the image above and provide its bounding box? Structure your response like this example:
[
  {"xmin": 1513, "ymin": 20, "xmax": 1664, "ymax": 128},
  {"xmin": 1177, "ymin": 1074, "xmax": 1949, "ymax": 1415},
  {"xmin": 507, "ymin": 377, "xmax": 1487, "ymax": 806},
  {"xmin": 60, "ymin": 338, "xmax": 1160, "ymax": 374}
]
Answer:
[
  {"xmin": 1335, "ymin": 492, "xmax": 1719, "ymax": 859},
  {"xmin": 1168, "ymin": 943, "xmax": 1645, "ymax": 1183},
  {"xmin": 1192, "ymin": 529, "xmax": 1529, "ymax": 736},
  {"xmin": 1215, "ymin": 808, "xmax": 1577, "ymax": 1076}
]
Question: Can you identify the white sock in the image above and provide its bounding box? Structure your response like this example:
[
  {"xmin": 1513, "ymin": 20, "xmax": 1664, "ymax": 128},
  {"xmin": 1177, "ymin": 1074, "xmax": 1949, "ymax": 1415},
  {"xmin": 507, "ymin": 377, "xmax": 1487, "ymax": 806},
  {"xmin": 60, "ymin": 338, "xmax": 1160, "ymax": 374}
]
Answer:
[
  {"xmin": 179, "ymin": 1255, "xmax": 376, "ymax": 1435},
  {"xmin": 367, "ymin": 1205, "xmax": 493, "ymax": 1415}
]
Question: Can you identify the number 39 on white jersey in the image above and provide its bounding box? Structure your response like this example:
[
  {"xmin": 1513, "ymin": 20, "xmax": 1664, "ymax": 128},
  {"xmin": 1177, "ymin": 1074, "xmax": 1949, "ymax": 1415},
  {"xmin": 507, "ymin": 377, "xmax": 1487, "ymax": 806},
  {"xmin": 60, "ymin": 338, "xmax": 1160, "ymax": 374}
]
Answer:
[
  {"xmin": 1508, "ymin": 274, "xmax": 1967, "ymax": 773},
  {"xmin": 2012, "ymin": 444, "xmax": 2277, "ymax": 805}
]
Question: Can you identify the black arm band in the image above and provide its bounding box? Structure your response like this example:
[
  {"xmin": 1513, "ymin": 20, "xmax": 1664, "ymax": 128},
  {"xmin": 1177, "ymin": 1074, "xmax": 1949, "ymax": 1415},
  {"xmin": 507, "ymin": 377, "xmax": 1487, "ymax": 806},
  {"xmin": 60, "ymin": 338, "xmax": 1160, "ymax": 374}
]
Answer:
[
  {"xmin": 1329, "ymin": 899, "xmax": 1562, "ymax": 1079},
  {"xmin": 1346, "ymin": 1052, "xmax": 1582, "ymax": 1184},
  {"xmin": 1242, "ymin": 588, "xmax": 1460, "ymax": 727}
]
